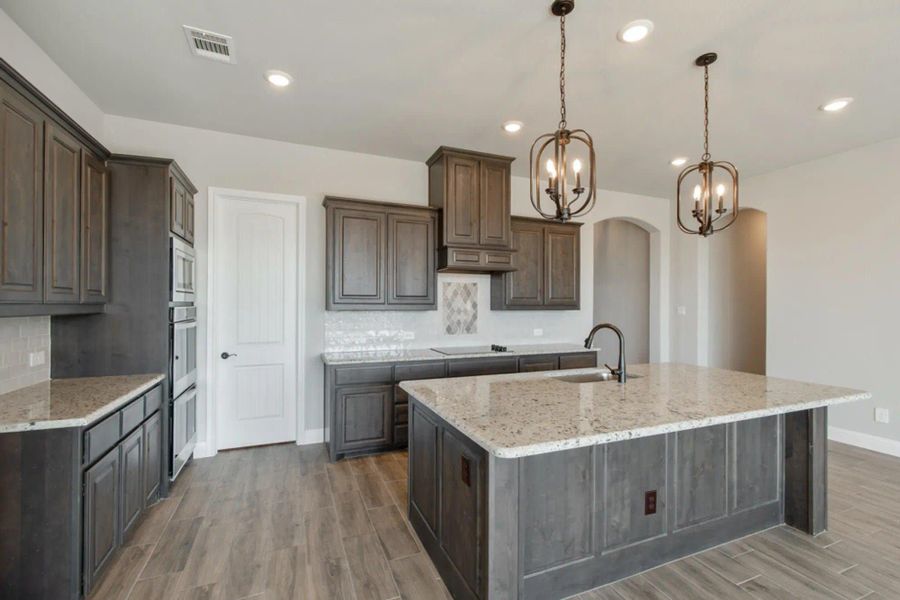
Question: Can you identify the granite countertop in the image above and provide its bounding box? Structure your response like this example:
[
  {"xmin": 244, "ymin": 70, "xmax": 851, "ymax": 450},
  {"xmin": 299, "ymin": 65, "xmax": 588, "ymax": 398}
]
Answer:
[
  {"xmin": 399, "ymin": 363, "xmax": 870, "ymax": 458},
  {"xmin": 0, "ymin": 373, "xmax": 165, "ymax": 433},
  {"xmin": 322, "ymin": 343, "xmax": 594, "ymax": 365}
]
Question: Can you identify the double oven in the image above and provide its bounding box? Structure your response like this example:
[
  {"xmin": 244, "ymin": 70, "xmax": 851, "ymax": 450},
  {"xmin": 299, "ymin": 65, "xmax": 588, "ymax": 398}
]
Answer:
[{"xmin": 170, "ymin": 237, "xmax": 197, "ymax": 480}]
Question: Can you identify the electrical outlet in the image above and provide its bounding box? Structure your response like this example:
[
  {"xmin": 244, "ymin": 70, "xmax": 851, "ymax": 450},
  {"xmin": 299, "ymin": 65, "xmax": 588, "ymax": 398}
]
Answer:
[
  {"xmin": 399, "ymin": 331, "xmax": 415, "ymax": 341},
  {"xmin": 644, "ymin": 490, "xmax": 657, "ymax": 515},
  {"xmin": 533, "ymin": 328, "xmax": 544, "ymax": 337},
  {"xmin": 28, "ymin": 351, "xmax": 45, "ymax": 367},
  {"xmin": 677, "ymin": 306, "xmax": 687, "ymax": 316},
  {"xmin": 875, "ymin": 408, "xmax": 890, "ymax": 424}
]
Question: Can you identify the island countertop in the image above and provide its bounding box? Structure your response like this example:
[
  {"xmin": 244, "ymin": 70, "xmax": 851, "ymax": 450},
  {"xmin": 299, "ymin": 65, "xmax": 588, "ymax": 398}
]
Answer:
[
  {"xmin": 0, "ymin": 373, "xmax": 165, "ymax": 433},
  {"xmin": 399, "ymin": 363, "xmax": 869, "ymax": 458}
]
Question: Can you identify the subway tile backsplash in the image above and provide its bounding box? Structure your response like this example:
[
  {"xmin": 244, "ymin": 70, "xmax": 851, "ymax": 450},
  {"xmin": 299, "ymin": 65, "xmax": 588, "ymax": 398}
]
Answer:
[{"xmin": 0, "ymin": 316, "xmax": 50, "ymax": 394}]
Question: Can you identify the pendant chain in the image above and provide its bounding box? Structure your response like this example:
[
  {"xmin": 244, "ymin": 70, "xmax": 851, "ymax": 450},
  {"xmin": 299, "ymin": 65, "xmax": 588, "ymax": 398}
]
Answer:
[
  {"xmin": 702, "ymin": 65, "xmax": 710, "ymax": 161},
  {"xmin": 558, "ymin": 14, "xmax": 567, "ymax": 130}
]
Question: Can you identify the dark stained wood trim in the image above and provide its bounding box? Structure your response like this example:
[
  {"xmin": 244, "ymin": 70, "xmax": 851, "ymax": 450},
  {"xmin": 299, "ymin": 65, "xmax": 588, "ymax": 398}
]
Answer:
[
  {"xmin": 0, "ymin": 302, "xmax": 105, "ymax": 317},
  {"xmin": 108, "ymin": 154, "xmax": 197, "ymax": 194},
  {"xmin": 425, "ymin": 145, "xmax": 515, "ymax": 167},
  {"xmin": 0, "ymin": 57, "xmax": 108, "ymax": 159},
  {"xmin": 323, "ymin": 195, "xmax": 439, "ymax": 213}
]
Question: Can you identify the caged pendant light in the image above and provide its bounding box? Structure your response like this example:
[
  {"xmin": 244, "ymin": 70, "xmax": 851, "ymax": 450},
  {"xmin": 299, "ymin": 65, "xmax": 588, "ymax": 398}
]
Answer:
[
  {"xmin": 676, "ymin": 52, "xmax": 739, "ymax": 237},
  {"xmin": 529, "ymin": 0, "xmax": 597, "ymax": 223}
]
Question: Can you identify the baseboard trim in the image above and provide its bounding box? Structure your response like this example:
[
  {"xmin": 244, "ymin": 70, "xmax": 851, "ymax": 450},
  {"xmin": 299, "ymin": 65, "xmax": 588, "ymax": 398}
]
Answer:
[
  {"xmin": 828, "ymin": 426, "xmax": 900, "ymax": 458},
  {"xmin": 298, "ymin": 428, "xmax": 325, "ymax": 445},
  {"xmin": 193, "ymin": 442, "xmax": 216, "ymax": 459}
]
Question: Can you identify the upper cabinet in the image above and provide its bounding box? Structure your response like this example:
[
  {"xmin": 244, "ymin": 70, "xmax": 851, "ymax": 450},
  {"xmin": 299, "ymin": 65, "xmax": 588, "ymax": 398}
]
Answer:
[
  {"xmin": 169, "ymin": 170, "xmax": 196, "ymax": 246},
  {"xmin": 491, "ymin": 217, "xmax": 582, "ymax": 310},
  {"xmin": 325, "ymin": 196, "xmax": 437, "ymax": 311},
  {"xmin": 0, "ymin": 63, "xmax": 111, "ymax": 315},
  {"xmin": 0, "ymin": 82, "xmax": 44, "ymax": 303},
  {"xmin": 427, "ymin": 147, "xmax": 515, "ymax": 272}
]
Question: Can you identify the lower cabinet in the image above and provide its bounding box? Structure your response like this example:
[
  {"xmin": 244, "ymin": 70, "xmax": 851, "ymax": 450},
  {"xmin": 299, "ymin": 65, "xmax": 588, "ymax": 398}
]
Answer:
[
  {"xmin": 143, "ymin": 411, "xmax": 162, "ymax": 504},
  {"xmin": 83, "ymin": 448, "xmax": 120, "ymax": 591},
  {"xmin": 335, "ymin": 384, "xmax": 394, "ymax": 453},
  {"xmin": 120, "ymin": 427, "xmax": 144, "ymax": 539}
]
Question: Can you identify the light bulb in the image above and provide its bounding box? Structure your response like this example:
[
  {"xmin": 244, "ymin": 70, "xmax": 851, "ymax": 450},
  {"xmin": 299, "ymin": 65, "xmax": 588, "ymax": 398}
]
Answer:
[
  {"xmin": 692, "ymin": 185, "xmax": 701, "ymax": 200},
  {"xmin": 572, "ymin": 159, "xmax": 582, "ymax": 174},
  {"xmin": 546, "ymin": 159, "xmax": 557, "ymax": 177},
  {"xmin": 716, "ymin": 184, "xmax": 725, "ymax": 197}
]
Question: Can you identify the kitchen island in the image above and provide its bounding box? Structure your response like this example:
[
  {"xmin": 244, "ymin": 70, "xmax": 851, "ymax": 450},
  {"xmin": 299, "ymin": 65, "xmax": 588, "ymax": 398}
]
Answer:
[{"xmin": 399, "ymin": 363, "xmax": 869, "ymax": 600}]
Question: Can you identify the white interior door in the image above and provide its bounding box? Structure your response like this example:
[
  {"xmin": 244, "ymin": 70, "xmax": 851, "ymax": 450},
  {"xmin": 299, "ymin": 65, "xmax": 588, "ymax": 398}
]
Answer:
[{"xmin": 213, "ymin": 191, "xmax": 298, "ymax": 450}]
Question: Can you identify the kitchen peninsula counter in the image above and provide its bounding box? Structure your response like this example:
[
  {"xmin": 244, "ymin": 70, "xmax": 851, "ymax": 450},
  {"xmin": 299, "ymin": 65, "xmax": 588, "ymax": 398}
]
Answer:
[{"xmin": 400, "ymin": 363, "xmax": 869, "ymax": 600}]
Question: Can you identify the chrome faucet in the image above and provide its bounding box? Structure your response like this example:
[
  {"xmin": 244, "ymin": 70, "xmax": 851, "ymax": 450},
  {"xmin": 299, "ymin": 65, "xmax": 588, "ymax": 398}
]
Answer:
[{"xmin": 584, "ymin": 323, "xmax": 627, "ymax": 383}]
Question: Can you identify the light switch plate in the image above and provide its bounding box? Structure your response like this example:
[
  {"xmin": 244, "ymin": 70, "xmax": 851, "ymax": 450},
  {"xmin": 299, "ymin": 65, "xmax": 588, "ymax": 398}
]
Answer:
[
  {"xmin": 677, "ymin": 306, "xmax": 687, "ymax": 316},
  {"xmin": 875, "ymin": 408, "xmax": 890, "ymax": 424},
  {"xmin": 533, "ymin": 328, "xmax": 544, "ymax": 337},
  {"xmin": 28, "ymin": 350, "xmax": 45, "ymax": 367}
]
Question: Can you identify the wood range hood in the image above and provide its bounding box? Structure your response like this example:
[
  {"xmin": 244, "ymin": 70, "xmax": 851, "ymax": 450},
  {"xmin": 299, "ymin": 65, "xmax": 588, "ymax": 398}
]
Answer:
[{"xmin": 427, "ymin": 146, "xmax": 518, "ymax": 273}]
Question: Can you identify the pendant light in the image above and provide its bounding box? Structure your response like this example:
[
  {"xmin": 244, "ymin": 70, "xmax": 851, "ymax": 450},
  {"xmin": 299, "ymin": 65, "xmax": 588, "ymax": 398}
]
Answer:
[
  {"xmin": 530, "ymin": 0, "xmax": 597, "ymax": 223},
  {"xmin": 676, "ymin": 53, "xmax": 739, "ymax": 237}
]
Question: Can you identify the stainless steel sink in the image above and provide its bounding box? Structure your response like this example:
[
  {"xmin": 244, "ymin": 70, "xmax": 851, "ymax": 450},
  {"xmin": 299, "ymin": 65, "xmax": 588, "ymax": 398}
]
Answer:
[{"xmin": 551, "ymin": 372, "xmax": 641, "ymax": 383}]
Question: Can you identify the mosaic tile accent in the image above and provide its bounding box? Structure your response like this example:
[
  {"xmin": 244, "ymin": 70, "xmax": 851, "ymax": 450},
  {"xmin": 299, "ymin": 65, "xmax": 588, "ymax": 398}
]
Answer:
[{"xmin": 442, "ymin": 282, "xmax": 478, "ymax": 335}]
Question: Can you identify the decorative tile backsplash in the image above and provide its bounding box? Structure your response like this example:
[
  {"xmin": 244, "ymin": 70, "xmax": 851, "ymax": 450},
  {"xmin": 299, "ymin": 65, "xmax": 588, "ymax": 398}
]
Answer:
[
  {"xmin": 0, "ymin": 316, "xmax": 50, "ymax": 394},
  {"xmin": 442, "ymin": 282, "xmax": 478, "ymax": 335}
]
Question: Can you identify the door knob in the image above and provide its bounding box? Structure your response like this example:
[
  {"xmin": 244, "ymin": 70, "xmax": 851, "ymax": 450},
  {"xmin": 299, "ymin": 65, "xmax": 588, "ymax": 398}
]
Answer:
[{"xmin": 220, "ymin": 352, "xmax": 237, "ymax": 359}]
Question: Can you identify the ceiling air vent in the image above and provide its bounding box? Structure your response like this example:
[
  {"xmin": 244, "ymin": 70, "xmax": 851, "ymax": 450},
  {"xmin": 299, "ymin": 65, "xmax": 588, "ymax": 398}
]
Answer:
[{"xmin": 183, "ymin": 25, "xmax": 236, "ymax": 64}]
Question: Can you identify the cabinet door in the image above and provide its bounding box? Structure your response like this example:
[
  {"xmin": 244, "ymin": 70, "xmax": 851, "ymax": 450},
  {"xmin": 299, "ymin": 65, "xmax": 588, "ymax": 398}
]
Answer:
[
  {"xmin": 80, "ymin": 153, "xmax": 109, "ymax": 303},
  {"xmin": 444, "ymin": 154, "xmax": 480, "ymax": 245},
  {"xmin": 387, "ymin": 211, "xmax": 435, "ymax": 306},
  {"xmin": 518, "ymin": 354, "xmax": 559, "ymax": 372},
  {"xmin": 120, "ymin": 427, "xmax": 144, "ymax": 539},
  {"xmin": 479, "ymin": 158, "xmax": 511, "ymax": 247},
  {"xmin": 170, "ymin": 176, "xmax": 186, "ymax": 239},
  {"xmin": 143, "ymin": 411, "xmax": 162, "ymax": 505},
  {"xmin": 43, "ymin": 123, "xmax": 81, "ymax": 303},
  {"xmin": 544, "ymin": 224, "xmax": 580, "ymax": 307},
  {"xmin": 83, "ymin": 448, "xmax": 120, "ymax": 593},
  {"xmin": 184, "ymin": 192, "xmax": 195, "ymax": 244},
  {"xmin": 330, "ymin": 207, "xmax": 386, "ymax": 307},
  {"xmin": 0, "ymin": 84, "xmax": 44, "ymax": 303},
  {"xmin": 335, "ymin": 384, "xmax": 393, "ymax": 452},
  {"xmin": 503, "ymin": 220, "xmax": 544, "ymax": 307}
]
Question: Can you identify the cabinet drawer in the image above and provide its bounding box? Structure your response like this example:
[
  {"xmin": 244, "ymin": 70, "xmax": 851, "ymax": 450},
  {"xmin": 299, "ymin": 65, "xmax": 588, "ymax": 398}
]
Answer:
[
  {"xmin": 518, "ymin": 354, "xmax": 560, "ymax": 372},
  {"xmin": 447, "ymin": 356, "xmax": 518, "ymax": 377},
  {"xmin": 559, "ymin": 352, "xmax": 598, "ymax": 370},
  {"xmin": 394, "ymin": 424, "xmax": 409, "ymax": 447},
  {"xmin": 84, "ymin": 411, "xmax": 122, "ymax": 465},
  {"xmin": 144, "ymin": 385, "xmax": 162, "ymax": 415},
  {"xmin": 121, "ymin": 397, "xmax": 145, "ymax": 434},
  {"xmin": 395, "ymin": 402, "xmax": 409, "ymax": 425},
  {"xmin": 395, "ymin": 361, "xmax": 446, "ymax": 382},
  {"xmin": 335, "ymin": 364, "xmax": 393, "ymax": 386}
]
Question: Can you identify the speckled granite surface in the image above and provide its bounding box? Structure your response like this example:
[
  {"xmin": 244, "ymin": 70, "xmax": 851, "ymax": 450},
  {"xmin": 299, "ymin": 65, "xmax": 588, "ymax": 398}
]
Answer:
[
  {"xmin": 399, "ymin": 363, "xmax": 870, "ymax": 458},
  {"xmin": 322, "ymin": 343, "xmax": 593, "ymax": 365},
  {"xmin": 0, "ymin": 373, "xmax": 165, "ymax": 433}
]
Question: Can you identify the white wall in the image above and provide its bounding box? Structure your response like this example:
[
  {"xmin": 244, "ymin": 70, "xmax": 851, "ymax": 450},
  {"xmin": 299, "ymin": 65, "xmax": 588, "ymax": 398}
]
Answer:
[
  {"xmin": 104, "ymin": 114, "xmax": 671, "ymax": 449},
  {"xmin": 671, "ymin": 137, "xmax": 900, "ymax": 451},
  {"xmin": 0, "ymin": 8, "xmax": 105, "ymax": 140}
]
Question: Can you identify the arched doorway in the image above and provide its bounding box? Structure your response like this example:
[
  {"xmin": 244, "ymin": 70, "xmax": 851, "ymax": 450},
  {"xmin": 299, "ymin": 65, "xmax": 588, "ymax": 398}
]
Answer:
[
  {"xmin": 707, "ymin": 208, "xmax": 767, "ymax": 374},
  {"xmin": 593, "ymin": 219, "xmax": 652, "ymax": 366}
]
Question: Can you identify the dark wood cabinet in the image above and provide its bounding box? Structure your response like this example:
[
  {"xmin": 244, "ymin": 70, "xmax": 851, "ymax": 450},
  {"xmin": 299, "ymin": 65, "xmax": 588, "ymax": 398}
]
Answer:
[
  {"xmin": 492, "ymin": 217, "xmax": 582, "ymax": 310},
  {"xmin": 83, "ymin": 447, "xmax": 120, "ymax": 593},
  {"xmin": 80, "ymin": 152, "xmax": 109, "ymax": 303},
  {"xmin": 518, "ymin": 354, "xmax": 560, "ymax": 372},
  {"xmin": 325, "ymin": 196, "xmax": 437, "ymax": 310},
  {"xmin": 143, "ymin": 411, "xmax": 162, "ymax": 505},
  {"xmin": 427, "ymin": 147, "xmax": 516, "ymax": 272},
  {"xmin": 119, "ymin": 427, "xmax": 144, "ymax": 539},
  {"xmin": 169, "ymin": 174, "xmax": 196, "ymax": 244},
  {"xmin": 335, "ymin": 384, "xmax": 394, "ymax": 453},
  {"xmin": 43, "ymin": 123, "xmax": 81, "ymax": 304},
  {"xmin": 0, "ymin": 84, "xmax": 44, "ymax": 303}
]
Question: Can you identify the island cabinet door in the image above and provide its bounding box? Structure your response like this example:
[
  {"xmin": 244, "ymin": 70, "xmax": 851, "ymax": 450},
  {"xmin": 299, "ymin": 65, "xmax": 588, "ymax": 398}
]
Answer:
[
  {"xmin": 83, "ymin": 448, "xmax": 121, "ymax": 593},
  {"xmin": 674, "ymin": 424, "xmax": 728, "ymax": 530},
  {"xmin": 410, "ymin": 407, "xmax": 439, "ymax": 532},
  {"xmin": 335, "ymin": 384, "xmax": 394, "ymax": 452}
]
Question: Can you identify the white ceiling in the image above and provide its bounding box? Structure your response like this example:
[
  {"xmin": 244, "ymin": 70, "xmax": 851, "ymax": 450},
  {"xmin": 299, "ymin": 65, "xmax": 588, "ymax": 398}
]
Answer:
[{"xmin": 3, "ymin": 0, "xmax": 900, "ymax": 197}]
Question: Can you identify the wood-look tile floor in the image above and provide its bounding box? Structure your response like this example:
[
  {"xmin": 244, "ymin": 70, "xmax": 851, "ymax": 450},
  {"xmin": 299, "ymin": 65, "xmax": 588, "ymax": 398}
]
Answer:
[{"xmin": 89, "ymin": 441, "xmax": 900, "ymax": 600}]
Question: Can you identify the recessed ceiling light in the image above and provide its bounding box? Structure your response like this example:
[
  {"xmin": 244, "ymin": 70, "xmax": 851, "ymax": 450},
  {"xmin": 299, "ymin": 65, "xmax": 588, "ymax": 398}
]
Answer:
[
  {"xmin": 819, "ymin": 97, "xmax": 853, "ymax": 112},
  {"xmin": 670, "ymin": 157, "xmax": 687, "ymax": 167},
  {"xmin": 265, "ymin": 70, "xmax": 293, "ymax": 88},
  {"xmin": 502, "ymin": 120, "xmax": 523, "ymax": 133},
  {"xmin": 617, "ymin": 19, "xmax": 654, "ymax": 43}
]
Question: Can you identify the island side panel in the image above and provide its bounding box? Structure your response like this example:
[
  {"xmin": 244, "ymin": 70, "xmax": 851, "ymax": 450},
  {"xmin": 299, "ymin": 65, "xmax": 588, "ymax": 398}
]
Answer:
[{"xmin": 784, "ymin": 406, "xmax": 828, "ymax": 535}]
